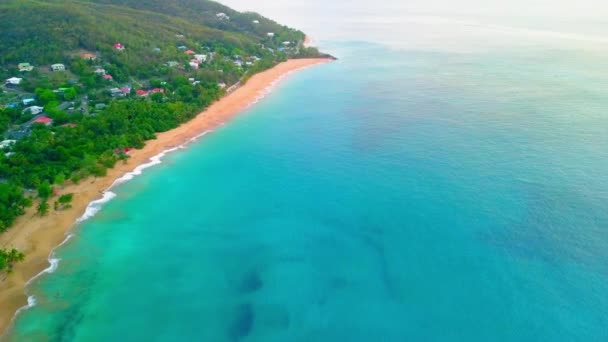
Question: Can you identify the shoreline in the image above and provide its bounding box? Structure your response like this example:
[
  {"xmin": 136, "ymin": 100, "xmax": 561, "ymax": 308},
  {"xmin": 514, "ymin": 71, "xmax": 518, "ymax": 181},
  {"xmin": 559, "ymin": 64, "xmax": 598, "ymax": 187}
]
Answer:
[{"xmin": 0, "ymin": 57, "xmax": 332, "ymax": 334}]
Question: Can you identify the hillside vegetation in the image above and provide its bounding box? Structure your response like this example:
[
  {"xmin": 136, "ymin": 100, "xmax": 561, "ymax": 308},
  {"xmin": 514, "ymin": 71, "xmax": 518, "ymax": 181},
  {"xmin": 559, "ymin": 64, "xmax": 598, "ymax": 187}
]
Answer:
[
  {"xmin": 0, "ymin": 0, "xmax": 326, "ymax": 272},
  {"xmin": 0, "ymin": 0, "xmax": 306, "ymax": 66}
]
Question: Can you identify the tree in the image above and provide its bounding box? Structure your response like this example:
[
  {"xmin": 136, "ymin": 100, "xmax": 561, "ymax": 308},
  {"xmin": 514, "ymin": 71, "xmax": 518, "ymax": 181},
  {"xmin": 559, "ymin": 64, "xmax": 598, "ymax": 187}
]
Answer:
[
  {"xmin": 35, "ymin": 88, "xmax": 58, "ymax": 105},
  {"xmin": 0, "ymin": 248, "xmax": 25, "ymax": 273},
  {"xmin": 58, "ymin": 193, "xmax": 73, "ymax": 204},
  {"xmin": 37, "ymin": 180, "xmax": 53, "ymax": 199},
  {"xmin": 55, "ymin": 193, "xmax": 73, "ymax": 210},
  {"xmin": 63, "ymin": 87, "xmax": 77, "ymax": 100},
  {"xmin": 37, "ymin": 200, "xmax": 49, "ymax": 216},
  {"xmin": 54, "ymin": 173, "xmax": 66, "ymax": 186}
]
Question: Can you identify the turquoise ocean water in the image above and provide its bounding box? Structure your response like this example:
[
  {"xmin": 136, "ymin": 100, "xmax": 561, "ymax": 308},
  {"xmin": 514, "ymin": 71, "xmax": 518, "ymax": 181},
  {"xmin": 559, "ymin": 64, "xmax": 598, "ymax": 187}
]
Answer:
[{"xmin": 5, "ymin": 2, "xmax": 608, "ymax": 341}]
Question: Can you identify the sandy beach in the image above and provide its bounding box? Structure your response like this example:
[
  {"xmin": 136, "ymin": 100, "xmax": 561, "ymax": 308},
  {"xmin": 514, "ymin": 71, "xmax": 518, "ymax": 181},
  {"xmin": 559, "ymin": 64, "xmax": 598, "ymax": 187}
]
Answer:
[{"xmin": 0, "ymin": 57, "xmax": 332, "ymax": 334}]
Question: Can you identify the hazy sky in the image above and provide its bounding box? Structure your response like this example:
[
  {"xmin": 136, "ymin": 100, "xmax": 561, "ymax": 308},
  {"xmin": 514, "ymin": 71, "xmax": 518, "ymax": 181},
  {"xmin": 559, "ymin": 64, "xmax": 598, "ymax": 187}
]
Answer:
[
  {"xmin": 221, "ymin": 0, "xmax": 608, "ymax": 51},
  {"xmin": 221, "ymin": 0, "xmax": 608, "ymax": 18}
]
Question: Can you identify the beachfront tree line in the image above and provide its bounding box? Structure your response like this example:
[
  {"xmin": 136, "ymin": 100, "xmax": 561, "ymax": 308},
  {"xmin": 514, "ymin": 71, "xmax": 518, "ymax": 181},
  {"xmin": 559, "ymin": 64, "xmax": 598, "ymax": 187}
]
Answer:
[{"xmin": 0, "ymin": 248, "xmax": 24, "ymax": 274}]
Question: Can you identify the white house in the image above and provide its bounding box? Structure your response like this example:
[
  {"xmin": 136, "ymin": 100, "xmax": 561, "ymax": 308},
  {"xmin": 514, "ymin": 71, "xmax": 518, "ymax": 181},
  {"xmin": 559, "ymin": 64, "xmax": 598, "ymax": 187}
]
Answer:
[
  {"xmin": 216, "ymin": 13, "xmax": 230, "ymax": 20},
  {"xmin": 194, "ymin": 54, "xmax": 207, "ymax": 62},
  {"xmin": 0, "ymin": 140, "xmax": 16, "ymax": 149},
  {"xmin": 94, "ymin": 67, "xmax": 106, "ymax": 75},
  {"xmin": 218, "ymin": 82, "xmax": 227, "ymax": 89},
  {"xmin": 189, "ymin": 62, "xmax": 199, "ymax": 69},
  {"xmin": 18, "ymin": 63, "xmax": 34, "ymax": 72},
  {"xmin": 252, "ymin": 20, "xmax": 260, "ymax": 24},
  {"xmin": 23, "ymin": 106, "xmax": 44, "ymax": 115},
  {"xmin": 267, "ymin": 32, "xmax": 275, "ymax": 37},
  {"xmin": 5, "ymin": 77, "xmax": 22, "ymax": 86},
  {"xmin": 22, "ymin": 98, "xmax": 35, "ymax": 106},
  {"xmin": 51, "ymin": 64, "xmax": 66, "ymax": 72},
  {"xmin": 282, "ymin": 41, "xmax": 291, "ymax": 46},
  {"xmin": 109, "ymin": 88, "xmax": 122, "ymax": 97}
]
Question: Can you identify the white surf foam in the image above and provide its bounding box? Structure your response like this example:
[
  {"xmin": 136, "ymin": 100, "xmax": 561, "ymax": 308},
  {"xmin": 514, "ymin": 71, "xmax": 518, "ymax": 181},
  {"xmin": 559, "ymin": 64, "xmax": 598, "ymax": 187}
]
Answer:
[{"xmin": 76, "ymin": 191, "xmax": 117, "ymax": 223}]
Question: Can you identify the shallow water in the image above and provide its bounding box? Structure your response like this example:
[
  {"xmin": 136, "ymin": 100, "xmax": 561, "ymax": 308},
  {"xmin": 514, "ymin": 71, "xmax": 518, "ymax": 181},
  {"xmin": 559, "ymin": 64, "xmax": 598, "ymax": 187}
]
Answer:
[{"xmin": 5, "ymin": 2, "xmax": 608, "ymax": 341}]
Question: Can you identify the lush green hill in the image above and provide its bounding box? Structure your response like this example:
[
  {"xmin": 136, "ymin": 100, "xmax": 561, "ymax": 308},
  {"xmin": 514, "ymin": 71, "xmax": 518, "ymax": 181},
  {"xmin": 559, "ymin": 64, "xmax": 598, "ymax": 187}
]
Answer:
[
  {"xmin": 0, "ymin": 0, "xmax": 306, "ymax": 66},
  {"xmin": 86, "ymin": 0, "xmax": 302, "ymax": 40}
]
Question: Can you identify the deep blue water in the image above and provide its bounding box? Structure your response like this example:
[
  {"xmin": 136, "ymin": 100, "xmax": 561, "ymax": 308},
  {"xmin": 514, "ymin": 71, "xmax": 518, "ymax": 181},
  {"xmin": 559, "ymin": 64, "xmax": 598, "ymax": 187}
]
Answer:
[{"xmin": 5, "ymin": 12, "xmax": 608, "ymax": 342}]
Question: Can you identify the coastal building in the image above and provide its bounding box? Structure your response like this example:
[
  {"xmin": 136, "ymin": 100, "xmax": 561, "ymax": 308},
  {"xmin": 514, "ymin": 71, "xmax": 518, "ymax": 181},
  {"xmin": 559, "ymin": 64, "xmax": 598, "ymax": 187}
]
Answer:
[
  {"xmin": 22, "ymin": 98, "xmax": 35, "ymax": 106},
  {"xmin": 216, "ymin": 13, "xmax": 230, "ymax": 20},
  {"xmin": 33, "ymin": 116, "xmax": 53, "ymax": 126},
  {"xmin": 114, "ymin": 43, "xmax": 125, "ymax": 50},
  {"xmin": 0, "ymin": 140, "xmax": 16, "ymax": 149},
  {"xmin": 194, "ymin": 54, "xmax": 207, "ymax": 62},
  {"xmin": 114, "ymin": 147, "xmax": 133, "ymax": 155},
  {"xmin": 51, "ymin": 63, "xmax": 66, "ymax": 72},
  {"xmin": 23, "ymin": 106, "xmax": 44, "ymax": 115},
  {"xmin": 18, "ymin": 63, "xmax": 34, "ymax": 72},
  {"xmin": 5, "ymin": 77, "xmax": 22, "ymax": 86},
  {"xmin": 109, "ymin": 88, "xmax": 122, "ymax": 97}
]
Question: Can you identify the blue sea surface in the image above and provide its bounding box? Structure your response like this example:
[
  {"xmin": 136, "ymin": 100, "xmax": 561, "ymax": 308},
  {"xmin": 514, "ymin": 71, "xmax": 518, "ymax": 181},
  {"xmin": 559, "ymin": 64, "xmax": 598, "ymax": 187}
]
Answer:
[{"xmin": 5, "ymin": 5, "xmax": 608, "ymax": 341}]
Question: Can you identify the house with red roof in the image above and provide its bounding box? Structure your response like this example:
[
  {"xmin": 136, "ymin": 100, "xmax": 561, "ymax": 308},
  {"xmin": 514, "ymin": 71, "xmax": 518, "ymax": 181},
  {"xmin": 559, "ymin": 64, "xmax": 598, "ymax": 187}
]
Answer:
[
  {"xmin": 114, "ymin": 43, "xmax": 125, "ymax": 51},
  {"xmin": 33, "ymin": 116, "xmax": 53, "ymax": 125},
  {"xmin": 114, "ymin": 147, "xmax": 133, "ymax": 155},
  {"xmin": 120, "ymin": 87, "xmax": 131, "ymax": 95},
  {"xmin": 103, "ymin": 74, "xmax": 113, "ymax": 80},
  {"xmin": 150, "ymin": 88, "xmax": 165, "ymax": 94},
  {"xmin": 185, "ymin": 50, "xmax": 195, "ymax": 55},
  {"xmin": 136, "ymin": 89, "xmax": 149, "ymax": 97}
]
